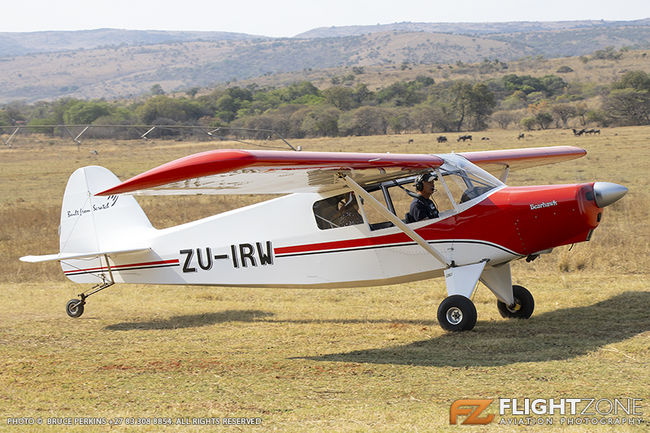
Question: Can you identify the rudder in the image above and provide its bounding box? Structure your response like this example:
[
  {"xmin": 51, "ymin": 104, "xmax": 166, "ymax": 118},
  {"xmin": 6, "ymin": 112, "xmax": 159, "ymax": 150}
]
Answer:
[{"xmin": 59, "ymin": 166, "xmax": 153, "ymax": 256}]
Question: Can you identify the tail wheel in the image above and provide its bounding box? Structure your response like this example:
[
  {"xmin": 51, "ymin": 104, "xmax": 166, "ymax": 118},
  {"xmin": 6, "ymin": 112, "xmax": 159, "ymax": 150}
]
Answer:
[
  {"xmin": 497, "ymin": 285, "xmax": 534, "ymax": 319},
  {"xmin": 437, "ymin": 295, "xmax": 477, "ymax": 332},
  {"xmin": 66, "ymin": 299, "xmax": 85, "ymax": 318}
]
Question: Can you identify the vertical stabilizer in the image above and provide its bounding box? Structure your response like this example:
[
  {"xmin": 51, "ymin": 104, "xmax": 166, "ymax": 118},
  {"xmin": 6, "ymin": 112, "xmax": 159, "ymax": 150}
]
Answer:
[{"xmin": 59, "ymin": 166, "xmax": 153, "ymax": 256}]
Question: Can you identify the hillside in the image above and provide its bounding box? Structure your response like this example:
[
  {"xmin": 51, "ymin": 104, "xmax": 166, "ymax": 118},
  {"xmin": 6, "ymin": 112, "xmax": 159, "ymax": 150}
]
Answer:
[
  {"xmin": 0, "ymin": 33, "xmax": 527, "ymax": 102},
  {"xmin": 295, "ymin": 19, "xmax": 650, "ymax": 38},
  {"xmin": 0, "ymin": 20, "xmax": 649, "ymax": 103},
  {"xmin": 0, "ymin": 28, "xmax": 266, "ymax": 57}
]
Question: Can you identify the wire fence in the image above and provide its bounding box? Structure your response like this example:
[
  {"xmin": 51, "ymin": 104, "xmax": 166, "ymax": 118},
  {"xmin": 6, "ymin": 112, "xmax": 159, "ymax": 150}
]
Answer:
[{"xmin": 0, "ymin": 125, "xmax": 299, "ymax": 151}]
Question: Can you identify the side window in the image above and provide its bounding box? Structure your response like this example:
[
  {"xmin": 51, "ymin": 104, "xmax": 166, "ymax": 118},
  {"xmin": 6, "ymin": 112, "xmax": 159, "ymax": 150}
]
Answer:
[
  {"xmin": 386, "ymin": 184, "xmax": 412, "ymax": 222},
  {"xmin": 360, "ymin": 188, "xmax": 394, "ymax": 230},
  {"xmin": 313, "ymin": 193, "xmax": 363, "ymax": 230},
  {"xmin": 385, "ymin": 177, "xmax": 453, "ymax": 219}
]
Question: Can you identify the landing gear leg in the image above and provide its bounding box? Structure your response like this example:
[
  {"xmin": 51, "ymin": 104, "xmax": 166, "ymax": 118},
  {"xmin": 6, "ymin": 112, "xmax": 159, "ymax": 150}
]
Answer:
[{"xmin": 64, "ymin": 254, "xmax": 115, "ymax": 318}]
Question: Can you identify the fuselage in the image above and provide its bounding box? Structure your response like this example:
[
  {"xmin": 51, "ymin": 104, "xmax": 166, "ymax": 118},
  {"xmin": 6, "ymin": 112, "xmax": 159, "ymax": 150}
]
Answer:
[{"xmin": 62, "ymin": 181, "xmax": 603, "ymax": 288}]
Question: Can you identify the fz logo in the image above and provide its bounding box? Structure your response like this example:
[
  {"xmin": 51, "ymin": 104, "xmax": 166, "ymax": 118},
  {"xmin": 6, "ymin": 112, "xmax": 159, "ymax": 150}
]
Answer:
[{"xmin": 450, "ymin": 399, "xmax": 494, "ymax": 425}]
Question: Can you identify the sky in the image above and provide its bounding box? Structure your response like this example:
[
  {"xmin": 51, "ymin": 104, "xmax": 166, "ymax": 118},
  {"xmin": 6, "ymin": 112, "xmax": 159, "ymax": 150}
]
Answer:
[{"xmin": 2, "ymin": 0, "xmax": 648, "ymax": 37}]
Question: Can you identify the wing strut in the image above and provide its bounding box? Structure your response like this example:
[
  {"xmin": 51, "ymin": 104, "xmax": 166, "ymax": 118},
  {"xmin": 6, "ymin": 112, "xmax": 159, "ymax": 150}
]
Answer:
[{"xmin": 341, "ymin": 175, "xmax": 450, "ymax": 267}]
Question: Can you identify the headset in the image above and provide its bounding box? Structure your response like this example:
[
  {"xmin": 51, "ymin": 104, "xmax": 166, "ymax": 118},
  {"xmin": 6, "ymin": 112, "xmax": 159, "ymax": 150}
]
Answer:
[{"xmin": 415, "ymin": 173, "xmax": 437, "ymax": 191}]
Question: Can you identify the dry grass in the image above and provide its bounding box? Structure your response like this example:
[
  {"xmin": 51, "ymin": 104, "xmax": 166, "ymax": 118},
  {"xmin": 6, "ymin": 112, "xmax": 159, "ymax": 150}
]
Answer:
[{"xmin": 0, "ymin": 128, "xmax": 648, "ymax": 431}]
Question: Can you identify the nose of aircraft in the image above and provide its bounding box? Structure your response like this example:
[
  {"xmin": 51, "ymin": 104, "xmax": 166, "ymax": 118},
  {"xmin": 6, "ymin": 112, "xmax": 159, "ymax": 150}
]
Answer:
[{"xmin": 593, "ymin": 182, "xmax": 628, "ymax": 208}]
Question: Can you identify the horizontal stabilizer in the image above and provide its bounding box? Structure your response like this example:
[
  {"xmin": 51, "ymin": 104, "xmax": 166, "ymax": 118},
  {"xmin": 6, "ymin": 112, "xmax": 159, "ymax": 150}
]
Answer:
[{"xmin": 20, "ymin": 247, "xmax": 151, "ymax": 263}]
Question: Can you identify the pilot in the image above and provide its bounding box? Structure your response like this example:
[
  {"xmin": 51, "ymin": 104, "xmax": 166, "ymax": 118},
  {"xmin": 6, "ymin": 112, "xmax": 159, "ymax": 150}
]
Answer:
[{"xmin": 409, "ymin": 173, "xmax": 439, "ymax": 221}]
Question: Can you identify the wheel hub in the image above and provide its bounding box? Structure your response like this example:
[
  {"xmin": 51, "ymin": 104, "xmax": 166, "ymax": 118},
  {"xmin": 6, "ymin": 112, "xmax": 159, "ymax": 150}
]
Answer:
[
  {"xmin": 507, "ymin": 298, "xmax": 522, "ymax": 312},
  {"xmin": 446, "ymin": 307, "xmax": 463, "ymax": 325}
]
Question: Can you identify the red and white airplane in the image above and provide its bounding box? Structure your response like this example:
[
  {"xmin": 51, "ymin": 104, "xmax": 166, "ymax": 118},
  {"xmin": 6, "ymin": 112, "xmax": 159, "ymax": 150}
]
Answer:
[{"xmin": 21, "ymin": 145, "xmax": 627, "ymax": 331}]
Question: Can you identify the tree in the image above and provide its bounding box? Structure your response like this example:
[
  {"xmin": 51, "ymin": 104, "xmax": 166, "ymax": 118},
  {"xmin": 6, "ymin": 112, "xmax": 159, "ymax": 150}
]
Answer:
[
  {"xmin": 150, "ymin": 84, "xmax": 165, "ymax": 95},
  {"xmin": 215, "ymin": 95, "xmax": 238, "ymax": 122},
  {"xmin": 585, "ymin": 110, "xmax": 610, "ymax": 127},
  {"xmin": 376, "ymin": 81, "xmax": 425, "ymax": 106},
  {"xmin": 291, "ymin": 106, "xmax": 341, "ymax": 137},
  {"xmin": 0, "ymin": 103, "xmax": 26, "ymax": 125},
  {"xmin": 535, "ymin": 112, "xmax": 554, "ymax": 129},
  {"xmin": 492, "ymin": 110, "xmax": 518, "ymax": 129},
  {"xmin": 520, "ymin": 117, "xmax": 537, "ymax": 131},
  {"xmin": 323, "ymin": 86, "xmax": 357, "ymax": 111},
  {"xmin": 136, "ymin": 96, "xmax": 205, "ymax": 124},
  {"xmin": 602, "ymin": 88, "xmax": 650, "ymax": 125},
  {"xmin": 467, "ymin": 83, "xmax": 496, "ymax": 130},
  {"xmin": 411, "ymin": 103, "xmax": 455, "ymax": 133},
  {"xmin": 450, "ymin": 82, "xmax": 472, "ymax": 131},
  {"xmin": 338, "ymin": 107, "xmax": 388, "ymax": 136},
  {"xmin": 503, "ymin": 74, "xmax": 566, "ymax": 97},
  {"xmin": 63, "ymin": 101, "xmax": 112, "ymax": 124},
  {"xmin": 387, "ymin": 108, "xmax": 412, "ymax": 134},
  {"xmin": 613, "ymin": 71, "xmax": 650, "ymax": 92},
  {"xmin": 575, "ymin": 103, "xmax": 589, "ymax": 126},
  {"xmin": 550, "ymin": 103, "xmax": 578, "ymax": 128},
  {"xmin": 450, "ymin": 81, "xmax": 496, "ymax": 131}
]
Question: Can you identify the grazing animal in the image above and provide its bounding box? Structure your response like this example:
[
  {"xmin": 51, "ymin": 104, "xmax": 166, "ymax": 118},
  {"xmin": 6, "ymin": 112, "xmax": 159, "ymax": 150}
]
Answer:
[
  {"xmin": 517, "ymin": 133, "xmax": 525, "ymax": 140},
  {"xmin": 572, "ymin": 128, "xmax": 586, "ymax": 136},
  {"xmin": 408, "ymin": 139, "xmax": 414, "ymax": 144},
  {"xmin": 437, "ymin": 136, "xmax": 447, "ymax": 143},
  {"xmin": 457, "ymin": 135, "xmax": 472, "ymax": 142},
  {"xmin": 481, "ymin": 137, "xmax": 490, "ymax": 141}
]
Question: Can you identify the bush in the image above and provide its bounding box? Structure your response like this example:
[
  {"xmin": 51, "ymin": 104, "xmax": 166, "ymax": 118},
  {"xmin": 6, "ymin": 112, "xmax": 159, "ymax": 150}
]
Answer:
[{"xmin": 520, "ymin": 116, "xmax": 537, "ymax": 131}]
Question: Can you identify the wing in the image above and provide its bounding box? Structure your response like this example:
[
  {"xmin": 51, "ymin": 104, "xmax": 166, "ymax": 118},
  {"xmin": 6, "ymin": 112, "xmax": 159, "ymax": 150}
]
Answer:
[
  {"xmin": 97, "ymin": 149, "xmax": 444, "ymax": 196},
  {"xmin": 458, "ymin": 146, "xmax": 586, "ymax": 172}
]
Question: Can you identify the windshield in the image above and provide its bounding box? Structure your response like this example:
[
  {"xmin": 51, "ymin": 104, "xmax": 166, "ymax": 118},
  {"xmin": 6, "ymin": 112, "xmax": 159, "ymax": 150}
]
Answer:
[{"xmin": 436, "ymin": 153, "xmax": 504, "ymax": 206}]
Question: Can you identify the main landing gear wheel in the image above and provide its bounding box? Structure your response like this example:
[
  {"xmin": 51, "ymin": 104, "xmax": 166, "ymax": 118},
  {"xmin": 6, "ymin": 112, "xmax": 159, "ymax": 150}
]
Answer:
[
  {"xmin": 437, "ymin": 295, "xmax": 477, "ymax": 332},
  {"xmin": 66, "ymin": 299, "xmax": 85, "ymax": 318},
  {"xmin": 497, "ymin": 285, "xmax": 534, "ymax": 319}
]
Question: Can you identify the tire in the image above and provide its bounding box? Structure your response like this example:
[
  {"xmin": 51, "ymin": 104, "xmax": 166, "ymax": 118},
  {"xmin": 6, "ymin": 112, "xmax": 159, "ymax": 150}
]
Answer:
[
  {"xmin": 66, "ymin": 299, "xmax": 85, "ymax": 318},
  {"xmin": 437, "ymin": 295, "xmax": 477, "ymax": 332},
  {"xmin": 497, "ymin": 285, "xmax": 534, "ymax": 319}
]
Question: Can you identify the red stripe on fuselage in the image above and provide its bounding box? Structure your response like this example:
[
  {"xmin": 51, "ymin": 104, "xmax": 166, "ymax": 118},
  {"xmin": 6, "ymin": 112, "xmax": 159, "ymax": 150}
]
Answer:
[{"xmin": 63, "ymin": 259, "xmax": 179, "ymax": 275}]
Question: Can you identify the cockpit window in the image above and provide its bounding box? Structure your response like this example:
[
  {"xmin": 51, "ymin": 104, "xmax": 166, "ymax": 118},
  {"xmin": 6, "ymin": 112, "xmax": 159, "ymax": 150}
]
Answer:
[
  {"xmin": 429, "ymin": 155, "xmax": 498, "ymax": 206},
  {"xmin": 363, "ymin": 155, "xmax": 503, "ymax": 229},
  {"xmin": 313, "ymin": 156, "xmax": 503, "ymax": 231}
]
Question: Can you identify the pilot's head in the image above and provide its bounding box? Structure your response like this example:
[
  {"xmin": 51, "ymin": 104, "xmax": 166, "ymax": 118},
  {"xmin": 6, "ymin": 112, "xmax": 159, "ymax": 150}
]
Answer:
[{"xmin": 415, "ymin": 173, "xmax": 437, "ymax": 193}]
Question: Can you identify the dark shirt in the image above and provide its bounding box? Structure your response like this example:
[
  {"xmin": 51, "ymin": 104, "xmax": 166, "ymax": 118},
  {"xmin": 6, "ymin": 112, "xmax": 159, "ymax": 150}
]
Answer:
[{"xmin": 409, "ymin": 196, "xmax": 439, "ymax": 221}]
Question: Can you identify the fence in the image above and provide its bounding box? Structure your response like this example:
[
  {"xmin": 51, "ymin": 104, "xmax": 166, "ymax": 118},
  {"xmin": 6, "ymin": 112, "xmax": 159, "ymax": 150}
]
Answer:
[{"xmin": 0, "ymin": 125, "xmax": 299, "ymax": 151}]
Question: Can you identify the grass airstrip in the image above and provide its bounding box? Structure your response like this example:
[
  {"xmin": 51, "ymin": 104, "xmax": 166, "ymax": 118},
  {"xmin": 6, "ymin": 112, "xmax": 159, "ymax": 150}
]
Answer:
[{"xmin": 0, "ymin": 127, "xmax": 648, "ymax": 432}]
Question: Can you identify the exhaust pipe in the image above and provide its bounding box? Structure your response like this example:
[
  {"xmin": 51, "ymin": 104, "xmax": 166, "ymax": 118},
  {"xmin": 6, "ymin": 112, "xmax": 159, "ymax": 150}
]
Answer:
[{"xmin": 593, "ymin": 182, "xmax": 628, "ymax": 208}]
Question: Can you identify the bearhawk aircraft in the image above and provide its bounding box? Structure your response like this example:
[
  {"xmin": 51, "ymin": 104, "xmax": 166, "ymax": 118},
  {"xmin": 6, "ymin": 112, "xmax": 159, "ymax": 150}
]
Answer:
[{"xmin": 21, "ymin": 144, "xmax": 627, "ymax": 331}]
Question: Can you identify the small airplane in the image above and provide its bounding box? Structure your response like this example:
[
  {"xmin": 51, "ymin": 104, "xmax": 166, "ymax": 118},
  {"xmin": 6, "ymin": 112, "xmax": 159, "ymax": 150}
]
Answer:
[{"xmin": 20, "ymin": 145, "xmax": 627, "ymax": 331}]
